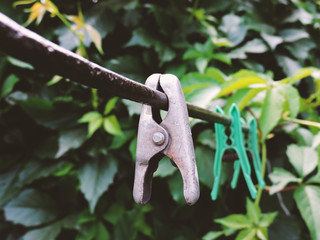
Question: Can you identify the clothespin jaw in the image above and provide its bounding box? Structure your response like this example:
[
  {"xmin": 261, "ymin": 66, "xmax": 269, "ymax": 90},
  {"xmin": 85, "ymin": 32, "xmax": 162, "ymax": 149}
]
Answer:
[
  {"xmin": 247, "ymin": 118, "xmax": 265, "ymax": 189},
  {"xmin": 133, "ymin": 74, "xmax": 200, "ymax": 206},
  {"xmin": 211, "ymin": 104, "xmax": 257, "ymax": 200}
]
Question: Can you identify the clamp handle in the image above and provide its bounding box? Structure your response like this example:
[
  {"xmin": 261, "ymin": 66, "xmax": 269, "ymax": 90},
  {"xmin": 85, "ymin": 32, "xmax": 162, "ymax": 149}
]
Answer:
[{"xmin": 133, "ymin": 74, "xmax": 199, "ymax": 206}]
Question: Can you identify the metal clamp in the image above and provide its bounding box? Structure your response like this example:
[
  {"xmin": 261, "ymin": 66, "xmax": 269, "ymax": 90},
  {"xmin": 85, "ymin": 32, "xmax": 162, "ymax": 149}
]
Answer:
[{"xmin": 133, "ymin": 74, "xmax": 200, "ymax": 206}]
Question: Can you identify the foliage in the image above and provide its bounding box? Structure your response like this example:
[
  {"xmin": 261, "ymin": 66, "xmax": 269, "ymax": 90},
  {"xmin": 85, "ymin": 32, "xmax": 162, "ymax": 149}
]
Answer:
[{"xmin": 0, "ymin": 0, "xmax": 320, "ymax": 239}]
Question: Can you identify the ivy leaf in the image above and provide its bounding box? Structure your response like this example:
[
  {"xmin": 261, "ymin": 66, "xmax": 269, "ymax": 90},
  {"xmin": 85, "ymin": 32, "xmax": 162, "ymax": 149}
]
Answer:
[
  {"xmin": 85, "ymin": 24, "xmax": 104, "ymax": 54},
  {"xmin": 276, "ymin": 55, "xmax": 302, "ymax": 76},
  {"xmin": 217, "ymin": 70, "xmax": 268, "ymax": 98},
  {"xmin": 202, "ymin": 231, "xmax": 224, "ymax": 240},
  {"xmin": 246, "ymin": 198, "xmax": 260, "ymax": 224},
  {"xmin": 56, "ymin": 127, "xmax": 88, "ymax": 158},
  {"xmin": 286, "ymin": 145, "xmax": 318, "ymax": 178},
  {"xmin": 78, "ymin": 156, "xmax": 118, "ymax": 212},
  {"xmin": 259, "ymin": 87, "xmax": 286, "ymax": 140},
  {"xmin": 104, "ymin": 97, "xmax": 118, "ymax": 115},
  {"xmin": 4, "ymin": 189, "xmax": 59, "ymax": 227},
  {"xmin": 0, "ymin": 167, "xmax": 21, "ymax": 207},
  {"xmin": 7, "ymin": 56, "xmax": 34, "ymax": 69},
  {"xmin": 103, "ymin": 115, "xmax": 123, "ymax": 136},
  {"xmin": 96, "ymin": 221, "xmax": 110, "ymax": 240},
  {"xmin": 261, "ymin": 33, "xmax": 283, "ymax": 50},
  {"xmin": 214, "ymin": 214, "xmax": 252, "ymax": 229},
  {"xmin": 0, "ymin": 74, "xmax": 19, "ymax": 99},
  {"xmin": 22, "ymin": 222, "xmax": 62, "ymax": 240},
  {"xmin": 235, "ymin": 228, "xmax": 256, "ymax": 240},
  {"xmin": 195, "ymin": 146, "xmax": 214, "ymax": 188},
  {"xmin": 279, "ymin": 84, "xmax": 300, "ymax": 118},
  {"xmin": 294, "ymin": 186, "xmax": 320, "ymax": 240},
  {"xmin": 219, "ymin": 14, "xmax": 247, "ymax": 45},
  {"xmin": 125, "ymin": 28, "xmax": 155, "ymax": 48},
  {"xmin": 279, "ymin": 29, "xmax": 309, "ymax": 42},
  {"xmin": 268, "ymin": 167, "xmax": 301, "ymax": 194},
  {"xmin": 256, "ymin": 227, "xmax": 268, "ymax": 240},
  {"xmin": 18, "ymin": 98, "xmax": 82, "ymax": 129},
  {"xmin": 103, "ymin": 203, "xmax": 126, "ymax": 225},
  {"xmin": 154, "ymin": 157, "xmax": 177, "ymax": 178},
  {"xmin": 259, "ymin": 212, "xmax": 278, "ymax": 227}
]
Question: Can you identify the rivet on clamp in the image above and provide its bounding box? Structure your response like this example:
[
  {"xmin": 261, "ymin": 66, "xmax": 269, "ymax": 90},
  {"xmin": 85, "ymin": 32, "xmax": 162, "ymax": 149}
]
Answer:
[{"xmin": 133, "ymin": 74, "xmax": 200, "ymax": 206}]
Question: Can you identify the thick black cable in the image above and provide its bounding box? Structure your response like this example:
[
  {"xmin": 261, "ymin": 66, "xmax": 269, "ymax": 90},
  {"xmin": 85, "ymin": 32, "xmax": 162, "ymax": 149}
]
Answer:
[{"xmin": 0, "ymin": 12, "xmax": 249, "ymax": 129}]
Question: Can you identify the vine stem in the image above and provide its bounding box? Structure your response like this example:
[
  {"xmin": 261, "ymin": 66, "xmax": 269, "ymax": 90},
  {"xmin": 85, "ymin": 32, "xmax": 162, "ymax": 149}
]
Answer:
[{"xmin": 255, "ymin": 142, "xmax": 267, "ymax": 206}]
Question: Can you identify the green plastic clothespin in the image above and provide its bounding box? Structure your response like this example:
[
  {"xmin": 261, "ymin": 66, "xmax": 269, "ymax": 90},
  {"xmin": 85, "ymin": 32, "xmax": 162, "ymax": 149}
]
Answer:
[
  {"xmin": 211, "ymin": 104, "xmax": 257, "ymax": 200},
  {"xmin": 231, "ymin": 118, "xmax": 265, "ymax": 189}
]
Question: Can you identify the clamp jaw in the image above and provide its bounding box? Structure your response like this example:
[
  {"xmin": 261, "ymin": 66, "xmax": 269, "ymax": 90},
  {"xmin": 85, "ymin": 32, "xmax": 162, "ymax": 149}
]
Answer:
[{"xmin": 133, "ymin": 74, "xmax": 200, "ymax": 206}]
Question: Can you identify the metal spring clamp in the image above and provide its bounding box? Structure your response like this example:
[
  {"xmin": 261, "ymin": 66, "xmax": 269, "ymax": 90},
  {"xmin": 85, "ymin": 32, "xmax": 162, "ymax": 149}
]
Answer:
[{"xmin": 133, "ymin": 74, "xmax": 200, "ymax": 206}]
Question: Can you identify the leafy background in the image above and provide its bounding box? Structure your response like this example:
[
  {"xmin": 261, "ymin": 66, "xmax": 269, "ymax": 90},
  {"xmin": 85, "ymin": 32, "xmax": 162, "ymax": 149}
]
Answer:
[{"xmin": 1, "ymin": 0, "xmax": 320, "ymax": 239}]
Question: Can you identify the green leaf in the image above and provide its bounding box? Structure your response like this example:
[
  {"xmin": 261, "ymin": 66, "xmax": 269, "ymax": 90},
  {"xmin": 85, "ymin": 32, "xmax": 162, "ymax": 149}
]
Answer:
[
  {"xmin": 205, "ymin": 68, "xmax": 227, "ymax": 84},
  {"xmin": 235, "ymin": 228, "xmax": 256, "ymax": 240},
  {"xmin": 154, "ymin": 156, "xmax": 177, "ymax": 178},
  {"xmin": 109, "ymin": 129, "xmax": 135, "ymax": 150},
  {"xmin": 196, "ymin": 57, "xmax": 208, "ymax": 73},
  {"xmin": 261, "ymin": 33, "xmax": 283, "ymax": 50},
  {"xmin": 0, "ymin": 167, "xmax": 22, "ymax": 207},
  {"xmin": 202, "ymin": 231, "xmax": 224, "ymax": 240},
  {"xmin": 125, "ymin": 28, "xmax": 155, "ymax": 48},
  {"xmin": 294, "ymin": 186, "xmax": 320, "ymax": 240},
  {"xmin": 168, "ymin": 171, "xmax": 184, "ymax": 204},
  {"xmin": 217, "ymin": 70, "xmax": 268, "ymax": 98},
  {"xmin": 276, "ymin": 55, "xmax": 302, "ymax": 76},
  {"xmin": 225, "ymin": 88, "xmax": 264, "ymax": 112},
  {"xmin": 246, "ymin": 198, "xmax": 260, "ymax": 224},
  {"xmin": 279, "ymin": 29, "xmax": 309, "ymax": 42},
  {"xmin": 103, "ymin": 203, "xmax": 126, "ymax": 224},
  {"xmin": 286, "ymin": 145, "xmax": 318, "ymax": 177},
  {"xmin": 104, "ymin": 97, "xmax": 118, "ymax": 115},
  {"xmin": 47, "ymin": 75, "xmax": 63, "ymax": 86},
  {"xmin": 220, "ymin": 14, "xmax": 247, "ymax": 45},
  {"xmin": 279, "ymin": 84, "xmax": 300, "ymax": 118},
  {"xmin": 85, "ymin": 24, "xmax": 104, "ymax": 54},
  {"xmin": 56, "ymin": 127, "xmax": 88, "ymax": 158},
  {"xmin": 241, "ymin": 39, "xmax": 268, "ymax": 54},
  {"xmin": 96, "ymin": 221, "xmax": 110, "ymax": 240},
  {"xmin": 79, "ymin": 111, "xmax": 102, "ymax": 123},
  {"xmin": 211, "ymin": 53, "xmax": 231, "ymax": 65},
  {"xmin": 256, "ymin": 227, "xmax": 268, "ymax": 240},
  {"xmin": 4, "ymin": 189, "xmax": 59, "ymax": 227},
  {"xmin": 78, "ymin": 156, "xmax": 118, "ymax": 212},
  {"xmin": 268, "ymin": 167, "xmax": 301, "ymax": 194},
  {"xmin": 195, "ymin": 146, "xmax": 214, "ymax": 188},
  {"xmin": 103, "ymin": 115, "xmax": 123, "ymax": 136},
  {"xmin": 18, "ymin": 98, "xmax": 82, "ymax": 129},
  {"xmin": 259, "ymin": 87, "xmax": 286, "ymax": 140},
  {"xmin": 215, "ymin": 214, "xmax": 252, "ymax": 229},
  {"xmin": 285, "ymin": 7, "xmax": 313, "ymax": 25},
  {"xmin": 88, "ymin": 117, "xmax": 103, "ymax": 137},
  {"xmin": 7, "ymin": 56, "xmax": 34, "ymax": 69},
  {"xmin": 259, "ymin": 212, "xmax": 278, "ymax": 227},
  {"xmin": 286, "ymin": 39, "xmax": 316, "ymax": 60},
  {"xmin": 1, "ymin": 74, "xmax": 19, "ymax": 99},
  {"xmin": 22, "ymin": 222, "xmax": 61, "ymax": 240}
]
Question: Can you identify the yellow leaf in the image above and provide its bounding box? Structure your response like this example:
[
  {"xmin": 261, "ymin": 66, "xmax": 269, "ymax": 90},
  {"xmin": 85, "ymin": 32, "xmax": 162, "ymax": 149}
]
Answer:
[
  {"xmin": 13, "ymin": 0, "xmax": 36, "ymax": 7},
  {"xmin": 86, "ymin": 24, "xmax": 104, "ymax": 54}
]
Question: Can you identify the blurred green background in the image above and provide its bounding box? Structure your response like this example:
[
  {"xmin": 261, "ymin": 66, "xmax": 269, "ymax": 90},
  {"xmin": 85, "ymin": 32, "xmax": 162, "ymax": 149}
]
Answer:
[{"xmin": 1, "ymin": 0, "xmax": 320, "ymax": 239}]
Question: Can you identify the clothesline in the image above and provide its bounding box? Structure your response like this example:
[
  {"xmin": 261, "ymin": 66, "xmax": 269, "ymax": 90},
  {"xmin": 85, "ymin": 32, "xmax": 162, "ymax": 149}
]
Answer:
[{"xmin": 0, "ymin": 13, "xmax": 249, "ymax": 131}]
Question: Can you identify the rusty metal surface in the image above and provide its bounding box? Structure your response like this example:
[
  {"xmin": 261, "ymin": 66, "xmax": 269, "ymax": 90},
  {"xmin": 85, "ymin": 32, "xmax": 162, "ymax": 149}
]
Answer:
[{"xmin": 133, "ymin": 74, "xmax": 199, "ymax": 206}]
